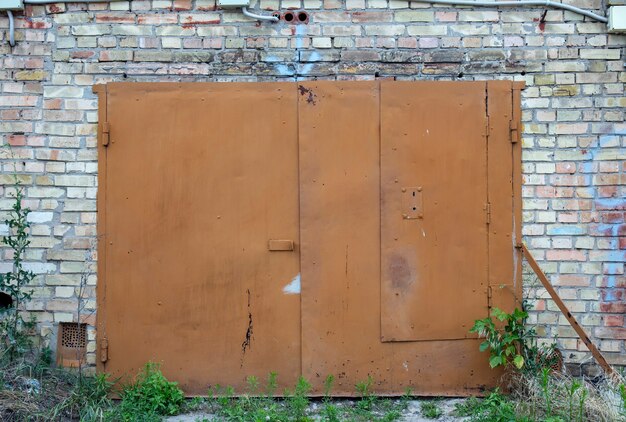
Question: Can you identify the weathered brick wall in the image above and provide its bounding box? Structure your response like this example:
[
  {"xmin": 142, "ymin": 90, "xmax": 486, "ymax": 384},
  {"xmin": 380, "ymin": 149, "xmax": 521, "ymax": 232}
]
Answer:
[{"xmin": 0, "ymin": 0, "xmax": 624, "ymax": 370}]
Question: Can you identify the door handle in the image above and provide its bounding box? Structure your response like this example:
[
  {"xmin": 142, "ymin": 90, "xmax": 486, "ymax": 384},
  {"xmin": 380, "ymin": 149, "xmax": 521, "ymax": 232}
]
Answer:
[{"xmin": 268, "ymin": 240, "xmax": 295, "ymax": 251}]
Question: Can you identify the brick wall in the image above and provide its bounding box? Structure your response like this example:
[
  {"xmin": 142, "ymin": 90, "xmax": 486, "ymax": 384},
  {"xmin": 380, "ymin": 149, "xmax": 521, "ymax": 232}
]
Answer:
[{"xmin": 0, "ymin": 0, "xmax": 624, "ymax": 370}]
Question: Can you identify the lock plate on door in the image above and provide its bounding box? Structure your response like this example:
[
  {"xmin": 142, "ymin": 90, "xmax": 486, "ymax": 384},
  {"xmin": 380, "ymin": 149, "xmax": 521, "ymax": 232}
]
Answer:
[{"xmin": 401, "ymin": 187, "xmax": 423, "ymax": 219}]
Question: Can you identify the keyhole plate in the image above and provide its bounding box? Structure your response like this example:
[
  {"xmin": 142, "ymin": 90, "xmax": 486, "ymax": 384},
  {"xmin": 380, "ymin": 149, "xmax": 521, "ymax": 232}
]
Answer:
[{"xmin": 401, "ymin": 187, "xmax": 423, "ymax": 219}]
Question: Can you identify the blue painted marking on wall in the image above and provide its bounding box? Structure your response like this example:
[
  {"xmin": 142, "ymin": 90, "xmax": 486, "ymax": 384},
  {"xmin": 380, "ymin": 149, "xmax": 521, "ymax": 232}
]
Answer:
[{"xmin": 582, "ymin": 130, "xmax": 626, "ymax": 307}]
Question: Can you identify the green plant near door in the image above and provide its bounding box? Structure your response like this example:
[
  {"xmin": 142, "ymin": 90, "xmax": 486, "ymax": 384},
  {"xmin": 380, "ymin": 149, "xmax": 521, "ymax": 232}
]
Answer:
[
  {"xmin": 0, "ymin": 182, "xmax": 35, "ymax": 362},
  {"xmin": 470, "ymin": 304, "xmax": 558, "ymax": 372}
]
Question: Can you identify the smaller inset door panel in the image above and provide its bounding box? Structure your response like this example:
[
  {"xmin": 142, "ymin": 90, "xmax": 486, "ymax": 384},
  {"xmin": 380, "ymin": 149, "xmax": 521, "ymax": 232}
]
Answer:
[{"xmin": 380, "ymin": 81, "xmax": 490, "ymax": 342}]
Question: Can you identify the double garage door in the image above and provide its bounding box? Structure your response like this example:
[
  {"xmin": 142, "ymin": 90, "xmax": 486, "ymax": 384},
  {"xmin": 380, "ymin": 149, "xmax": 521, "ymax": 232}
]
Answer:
[{"xmin": 95, "ymin": 81, "xmax": 522, "ymax": 396}]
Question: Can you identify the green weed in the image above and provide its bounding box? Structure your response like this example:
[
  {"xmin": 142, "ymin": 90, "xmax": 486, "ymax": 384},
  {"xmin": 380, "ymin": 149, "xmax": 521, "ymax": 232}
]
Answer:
[
  {"xmin": 213, "ymin": 374, "xmax": 311, "ymax": 422},
  {"xmin": 355, "ymin": 375, "xmax": 375, "ymax": 411},
  {"xmin": 267, "ymin": 371, "xmax": 278, "ymax": 398},
  {"xmin": 420, "ymin": 400, "xmax": 443, "ymax": 419},
  {"xmin": 50, "ymin": 373, "xmax": 116, "ymax": 421},
  {"xmin": 540, "ymin": 367, "xmax": 552, "ymax": 416},
  {"xmin": 618, "ymin": 383, "xmax": 626, "ymax": 419},
  {"xmin": 454, "ymin": 389, "xmax": 519, "ymax": 422},
  {"xmin": 118, "ymin": 362, "xmax": 184, "ymax": 421},
  {"xmin": 453, "ymin": 396, "xmax": 483, "ymax": 417},
  {"xmin": 321, "ymin": 374, "xmax": 340, "ymax": 422},
  {"xmin": 286, "ymin": 376, "xmax": 312, "ymax": 420},
  {"xmin": 566, "ymin": 377, "xmax": 582, "ymax": 421}
]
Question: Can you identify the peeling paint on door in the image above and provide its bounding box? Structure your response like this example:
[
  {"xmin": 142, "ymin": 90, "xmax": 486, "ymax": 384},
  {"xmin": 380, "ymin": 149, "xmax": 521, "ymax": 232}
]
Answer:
[{"xmin": 283, "ymin": 274, "xmax": 301, "ymax": 295}]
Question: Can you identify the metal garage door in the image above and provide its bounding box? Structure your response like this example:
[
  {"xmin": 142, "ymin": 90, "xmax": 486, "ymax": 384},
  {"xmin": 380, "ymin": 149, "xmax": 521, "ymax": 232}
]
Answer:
[{"xmin": 95, "ymin": 80, "xmax": 522, "ymax": 395}]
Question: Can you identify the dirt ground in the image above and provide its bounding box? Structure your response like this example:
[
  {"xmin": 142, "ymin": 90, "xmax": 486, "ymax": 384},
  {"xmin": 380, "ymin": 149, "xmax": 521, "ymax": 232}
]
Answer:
[{"xmin": 165, "ymin": 398, "xmax": 468, "ymax": 421}]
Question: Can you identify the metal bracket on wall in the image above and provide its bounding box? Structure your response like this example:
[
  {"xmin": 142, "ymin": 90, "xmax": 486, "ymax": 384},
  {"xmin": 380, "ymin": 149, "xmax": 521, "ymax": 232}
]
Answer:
[
  {"xmin": 101, "ymin": 122, "xmax": 110, "ymax": 147},
  {"xmin": 521, "ymin": 244, "xmax": 616, "ymax": 378}
]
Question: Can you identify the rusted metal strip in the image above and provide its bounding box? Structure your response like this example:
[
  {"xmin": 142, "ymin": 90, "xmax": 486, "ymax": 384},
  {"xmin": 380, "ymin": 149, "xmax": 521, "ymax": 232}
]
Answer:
[{"xmin": 521, "ymin": 244, "xmax": 615, "ymax": 377}]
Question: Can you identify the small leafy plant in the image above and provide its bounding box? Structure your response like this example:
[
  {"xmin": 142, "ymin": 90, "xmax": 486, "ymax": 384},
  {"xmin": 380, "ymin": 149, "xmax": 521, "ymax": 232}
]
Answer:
[
  {"xmin": 119, "ymin": 362, "xmax": 184, "ymax": 420},
  {"xmin": 470, "ymin": 304, "xmax": 558, "ymax": 372},
  {"xmin": 470, "ymin": 307, "xmax": 528, "ymax": 370},
  {"xmin": 0, "ymin": 183, "xmax": 35, "ymax": 361}
]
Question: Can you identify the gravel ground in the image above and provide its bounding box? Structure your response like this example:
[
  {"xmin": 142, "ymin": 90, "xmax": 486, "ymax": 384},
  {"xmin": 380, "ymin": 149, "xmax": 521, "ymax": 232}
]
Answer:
[{"xmin": 165, "ymin": 398, "xmax": 470, "ymax": 421}]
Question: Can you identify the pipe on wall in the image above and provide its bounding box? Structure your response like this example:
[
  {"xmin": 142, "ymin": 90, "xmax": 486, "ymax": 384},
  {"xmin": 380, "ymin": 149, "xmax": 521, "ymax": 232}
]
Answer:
[
  {"xmin": 409, "ymin": 0, "xmax": 608, "ymax": 23},
  {"xmin": 3, "ymin": 0, "xmax": 608, "ymax": 47},
  {"xmin": 7, "ymin": 10, "xmax": 15, "ymax": 47},
  {"xmin": 242, "ymin": 6, "xmax": 279, "ymax": 22}
]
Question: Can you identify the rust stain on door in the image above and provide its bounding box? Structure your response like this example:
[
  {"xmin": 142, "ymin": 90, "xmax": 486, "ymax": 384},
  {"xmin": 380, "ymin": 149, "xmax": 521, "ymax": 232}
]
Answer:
[{"xmin": 96, "ymin": 81, "xmax": 521, "ymax": 396}]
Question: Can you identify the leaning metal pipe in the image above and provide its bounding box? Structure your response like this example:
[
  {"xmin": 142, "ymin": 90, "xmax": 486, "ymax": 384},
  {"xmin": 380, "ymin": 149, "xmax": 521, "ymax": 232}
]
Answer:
[
  {"xmin": 410, "ymin": 0, "xmax": 607, "ymax": 22},
  {"xmin": 7, "ymin": 11, "xmax": 15, "ymax": 47},
  {"xmin": 242, "ymin": 6, "xmax": 279, "ymax": 22}
]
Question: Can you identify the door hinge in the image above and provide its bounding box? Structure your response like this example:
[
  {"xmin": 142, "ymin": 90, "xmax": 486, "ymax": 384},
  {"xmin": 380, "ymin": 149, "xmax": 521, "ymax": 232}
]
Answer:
[
  {"xmin": 487, "ymin": 286, "xmax": 493, "ymax": 309},
  {"xmin": 100, "ymin": 338, "xmax": 109, "ymax": 363},
  {"xmin": 485, "ymin": 202, "xmax": 491, "ymax": 225},
  {"xmin": 509, "ymin": 121, "xmax": 519, "ymax": 144},
  {"xmin": 101, "ymin": 122, "xmax": 110, "ymax": 147}
]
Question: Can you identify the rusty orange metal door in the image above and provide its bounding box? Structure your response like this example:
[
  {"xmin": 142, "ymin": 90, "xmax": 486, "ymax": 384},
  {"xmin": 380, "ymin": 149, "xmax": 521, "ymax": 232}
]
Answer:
[
  {"xmin": 97, "ymin": 81, "xmax": 522, "ymax": 396},
  {"xmin": 296, "ymin": 80, "xmax": 521, "ymax": 396},
  {"xmin": 96, "ymin": 83, "xmax": 301, "ymax": 394}
]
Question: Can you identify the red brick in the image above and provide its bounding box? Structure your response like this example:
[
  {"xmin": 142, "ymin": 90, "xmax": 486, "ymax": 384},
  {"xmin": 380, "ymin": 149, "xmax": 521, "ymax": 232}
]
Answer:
[
  {"xmin": 71, "ymin": 51, "xmax": 96, "ymax": 60},
  {"xmin": 95, "ymin": 14, "xmax": 136, "ymax": 23},
  {"xmin": 44, "ymin": 98, "xmax": 62, "ymax": 109},
  {"xmin": 173, "ymin": 0, "xmax": 192, "ymax": 10},
  {"xmin": 137, "ymin": 14, "xmax": 178, "ymax": 24},
  {"xmin": 1, "ymin": 110, "xmax": 21, "ymax": 119},
  {"xmin": 603, "ymin": 315, "xmax": 624, "ymax": 327},
  {"xmin": 8, "ymin": 135, "xmax": 26, "ymax": 146},
  {"xmin": 556, "ymin": 162, "xmax": 576, "ymax": 174},
  {"xmin": 602, "ymin": 212, "xmax": 626, "ymax": 224},
  {"xmin": 598, "ymin": 186, "xmax": 619, "ymax": 198}
]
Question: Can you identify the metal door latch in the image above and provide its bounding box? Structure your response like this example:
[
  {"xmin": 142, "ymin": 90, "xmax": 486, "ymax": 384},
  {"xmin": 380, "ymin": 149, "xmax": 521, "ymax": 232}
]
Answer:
[{"xmin": 268, "ymin": 240, "xmax": 294, "ymax": 251}]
